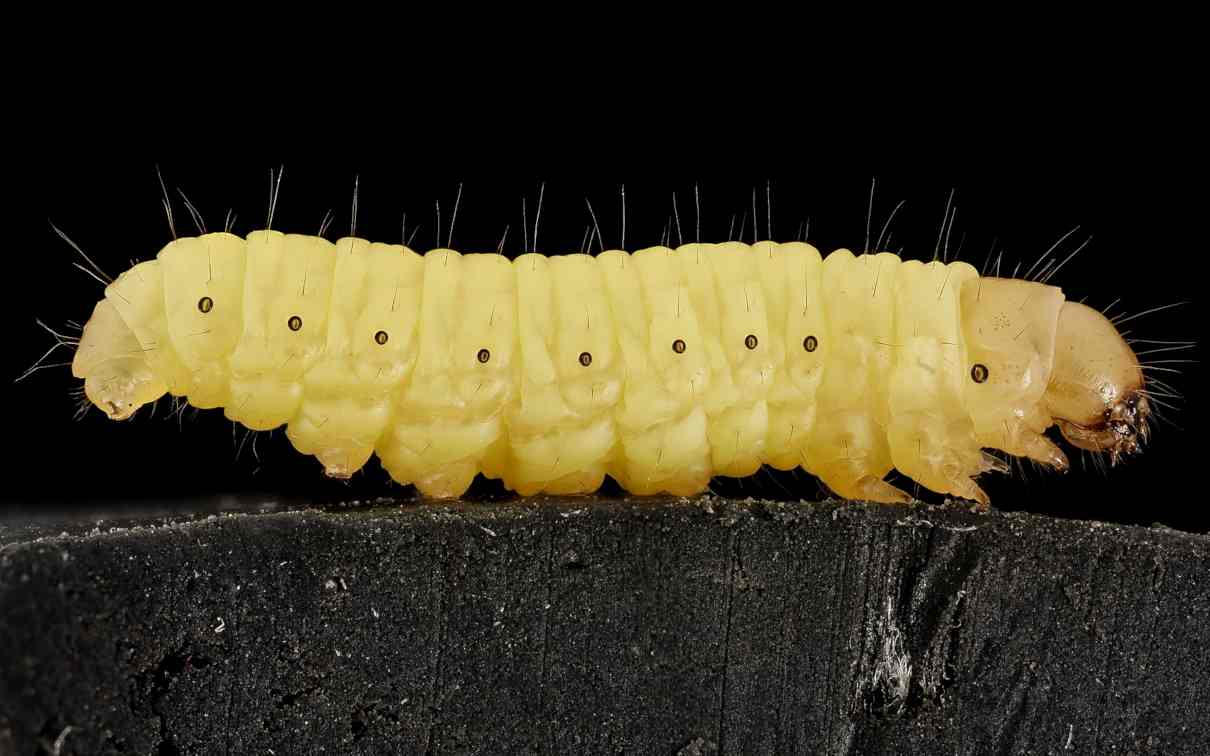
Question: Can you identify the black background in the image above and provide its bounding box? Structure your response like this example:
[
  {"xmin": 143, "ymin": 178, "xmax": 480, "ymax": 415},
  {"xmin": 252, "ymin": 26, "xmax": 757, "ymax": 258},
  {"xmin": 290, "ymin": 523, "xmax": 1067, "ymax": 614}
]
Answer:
[{"xmin": 4, "ymin": 90, "xmax": 1203, "ymax": 532}]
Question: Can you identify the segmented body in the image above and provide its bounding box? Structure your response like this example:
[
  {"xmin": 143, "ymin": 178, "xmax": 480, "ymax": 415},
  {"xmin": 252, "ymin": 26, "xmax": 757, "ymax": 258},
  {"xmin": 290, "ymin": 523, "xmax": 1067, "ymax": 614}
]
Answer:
[{"xmin": 74, "ymin": 231, "xmax": 1075, "ymax": 503}]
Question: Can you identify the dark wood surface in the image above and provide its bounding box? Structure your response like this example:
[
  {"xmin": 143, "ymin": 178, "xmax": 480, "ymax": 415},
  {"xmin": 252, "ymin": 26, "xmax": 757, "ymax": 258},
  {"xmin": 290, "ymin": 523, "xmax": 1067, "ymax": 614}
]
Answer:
[{"xmin": 2, "ymin": 497, "xmax": 1207, "ymax": 754}]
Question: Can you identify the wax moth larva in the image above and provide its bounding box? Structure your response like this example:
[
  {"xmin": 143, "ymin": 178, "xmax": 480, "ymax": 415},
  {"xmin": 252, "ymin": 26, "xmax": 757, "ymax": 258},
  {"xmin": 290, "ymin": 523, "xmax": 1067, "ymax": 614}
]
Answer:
[{"xmin": 56, "ymin": 220, "xmax": 1156, "ymax": 508}]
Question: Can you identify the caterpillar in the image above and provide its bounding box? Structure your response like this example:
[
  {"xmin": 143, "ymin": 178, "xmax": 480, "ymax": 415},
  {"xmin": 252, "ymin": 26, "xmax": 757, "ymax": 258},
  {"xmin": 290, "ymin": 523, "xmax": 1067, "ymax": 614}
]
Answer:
[{"xmin": 59, "ymin": 217, "xmax": 1154, "ymax": 509}]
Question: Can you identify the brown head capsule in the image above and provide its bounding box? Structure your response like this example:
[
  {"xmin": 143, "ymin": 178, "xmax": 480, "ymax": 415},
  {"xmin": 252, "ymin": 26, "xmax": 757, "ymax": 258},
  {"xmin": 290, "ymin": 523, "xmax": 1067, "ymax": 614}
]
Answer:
[{"xmin": 1043, "ymin": 302, "xmax": 1150, "ymax": 465}]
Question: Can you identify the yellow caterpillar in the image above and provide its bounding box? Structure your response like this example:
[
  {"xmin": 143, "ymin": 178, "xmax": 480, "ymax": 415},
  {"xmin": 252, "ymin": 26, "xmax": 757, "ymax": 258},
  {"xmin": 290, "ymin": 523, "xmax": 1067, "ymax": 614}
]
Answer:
[{"xmin": 69, "ymin": 230, "xmax": 1150, "ymax": 507}]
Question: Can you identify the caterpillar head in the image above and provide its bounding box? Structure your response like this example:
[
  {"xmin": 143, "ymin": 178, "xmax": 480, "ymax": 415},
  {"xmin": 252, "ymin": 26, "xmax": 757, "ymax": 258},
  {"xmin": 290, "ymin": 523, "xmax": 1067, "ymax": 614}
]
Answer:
[
  {"xmin": 1043, "ymin": 301, "xmax": 1149, "ymax": 465},
  {"xmin": 72, "ymin": 299, "xmax": 167, "ymax": 420}
]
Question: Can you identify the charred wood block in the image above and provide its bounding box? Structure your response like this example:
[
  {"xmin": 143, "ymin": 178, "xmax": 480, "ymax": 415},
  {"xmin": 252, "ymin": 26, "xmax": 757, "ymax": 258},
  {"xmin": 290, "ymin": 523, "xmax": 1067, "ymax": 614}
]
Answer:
[{"xmin": 2, "ymin": 498, "xmax": 1207, "ymax": 754}]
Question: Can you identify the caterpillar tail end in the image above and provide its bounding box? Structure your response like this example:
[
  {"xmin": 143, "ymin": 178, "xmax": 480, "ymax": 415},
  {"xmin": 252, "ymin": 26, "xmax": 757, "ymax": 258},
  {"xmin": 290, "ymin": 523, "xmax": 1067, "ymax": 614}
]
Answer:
[{"xmin": 72, "ymin": 300, "xmax": 167, "ymax": 421}]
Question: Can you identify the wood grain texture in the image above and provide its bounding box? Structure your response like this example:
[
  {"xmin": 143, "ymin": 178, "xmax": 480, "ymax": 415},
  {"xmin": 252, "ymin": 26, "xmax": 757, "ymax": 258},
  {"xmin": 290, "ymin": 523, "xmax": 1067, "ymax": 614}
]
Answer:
[{"xmin": 2, "ymin": 497, "xmax": 1207, "ymax": 754}]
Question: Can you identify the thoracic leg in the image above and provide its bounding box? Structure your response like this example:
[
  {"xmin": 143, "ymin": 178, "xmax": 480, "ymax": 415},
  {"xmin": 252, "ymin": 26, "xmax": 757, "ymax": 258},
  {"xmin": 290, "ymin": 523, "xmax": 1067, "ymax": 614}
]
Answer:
[
  {"xmin": 1017, "ymin": 432, "xmax": 1071, "ymax": 472},
  {"xmin": 980, "ymin": 420, "xmax": 1071, "ymax": 474},
  {"xmin": 889, "ymin": 414, "xmax": 995, "ymax": 509},
  {"xmin": 807, "ymin": 410, "xmax": 911, "ymax": 504}
]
